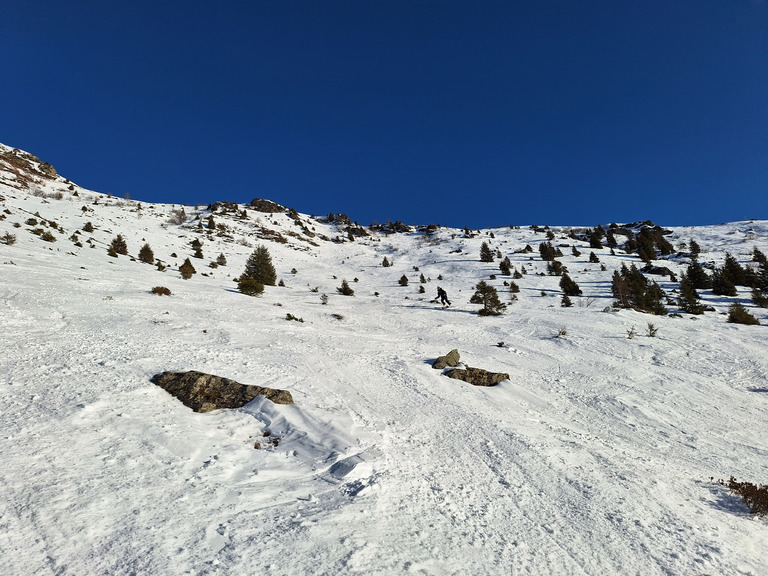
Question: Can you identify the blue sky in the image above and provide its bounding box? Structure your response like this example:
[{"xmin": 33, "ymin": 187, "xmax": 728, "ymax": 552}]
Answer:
[{"xmin": 2, "ymin": 1, "xmax": 767, "ymax": 228}]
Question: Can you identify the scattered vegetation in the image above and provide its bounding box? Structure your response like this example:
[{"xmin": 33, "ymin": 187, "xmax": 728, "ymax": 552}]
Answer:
[
  {"xmin": 179, "ymin": 258, "xmax": 197, "ymax": 280},
  {"xmin": 727, "ymin": 302, "xmax": 759, "ymax": 325},
  {"xmin": 337, "ymin": 279, "xmax": 354, "ymax": 296},
  {"xmin": 286, "ymin": 313, "xmax": 304, "ymax": 323},
  {"xmin": 716, "ymin": 476, "xmax": 768, "ymax": 516},
  {"xmin": 470, "ymin": 281, "xmax": 506, "ymax": 316},
  {"xmin": 151, "ymin": 286, "xmax": 172, "ymax": 296}
]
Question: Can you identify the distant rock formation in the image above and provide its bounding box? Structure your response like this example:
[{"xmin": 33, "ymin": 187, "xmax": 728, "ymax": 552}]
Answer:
[
  {"xmin": 249, "ymin": 198, "xmax": 285, "ymax": 213},
  {"xmin": 150, "ymin": 370, "xmax": 294, "ymax": 413}
]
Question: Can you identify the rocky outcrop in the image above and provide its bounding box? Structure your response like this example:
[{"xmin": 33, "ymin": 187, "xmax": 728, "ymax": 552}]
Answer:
[
  {"xmin": 444, "ymin": 367, "xmax": 510, "ymax": 387},
  {"xmin": 150, "ymin": 371, "xmax": 294, "ymax": 413},
  {"xmin": 249, "ymin": 198, "xmax": 285, "ymax": 213},
  {"xmin": 432, "ymin": 349, "xmax": 461, "ymax": 369}
]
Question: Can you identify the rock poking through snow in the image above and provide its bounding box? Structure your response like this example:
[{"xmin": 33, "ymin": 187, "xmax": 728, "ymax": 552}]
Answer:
[
  {"xmin": 432, "ymin": 349, "xmax": 461, "ymax": 369},
  {"xmin": 444, "ymin": 366, "xmax": 510, "ymax": 387},
  {"xmin": 150, "ymin": 370, "xmax": 294, "ymax": 412}
]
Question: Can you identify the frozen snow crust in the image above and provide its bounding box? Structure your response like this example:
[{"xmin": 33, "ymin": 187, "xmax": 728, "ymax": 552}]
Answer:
[{"xmin": 1, "ymin": 143, "xmax": 767, "ymax": 575}]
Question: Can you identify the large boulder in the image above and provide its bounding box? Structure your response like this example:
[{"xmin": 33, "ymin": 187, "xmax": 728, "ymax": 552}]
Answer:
[
  {"xmin": 150, "ymin": 371, "xmax": 294, "ymax": 413},
  {"xmin": 444, "ymin": 367, "xmax": 509, "ymax": 387},
  {"xmin": 432, "ymin": 349, "xmax": 461, "ymax": 370}
]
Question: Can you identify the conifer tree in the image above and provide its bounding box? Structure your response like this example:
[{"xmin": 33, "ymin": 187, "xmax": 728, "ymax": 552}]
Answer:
[
  {"xmin": 689, "ymin": 238, "xmax": 701, "ymax": 256},
  {"xmin": 480, "ymin": 241, "xmax": 495, "ymax": 263},
  {"xmin": 728, "ymin": 302, "xmax": 760, "ymax": 325},
  {"xmin": 589, "ymin": 252, "xmax": 600, "ymax": 263},
  {"xmin": 399, "ymin": 274, "xmax": 409, "ymax": 286},
  {"xmin": 242, "ymin": 245, "xmax": 276, "ymax": 286},
  {"xmin": 470, "ymin": 281, "xmax": 506, "ymax": 316},
  {"xmin": 138, "ymin": 243, "xmax": 154, "ymax": 264},
  {"xmin": 571, "ymin": 246, "xmax": 581, "ymax": 257},
  {"xmin": 538, "ymin": 241, "xmax": 557, "ymax": 261},
  {"xmin": 711, "ymin": 267, "xmax": 737, "ymax": 296},
  {"xmin": 179, "ymin": 258, "xmax": 196, "ymax": 280},
  {"xmin": 559, "ymin": 273, "xmax": 582, "ymax": 296},
  {"xmin": 337, "ymin": 279, "xmax": 355, "ymax": 296},
  {"xmin": 677, "ymin": 275, "xmax": 705, "ymax": 314},
  {"xmin": 382, "ymin": 256, "xmax": 391, "ymax": 267},
  {"xmin": 110, "ymin": 234, "xmax": 128, "ymax": 256},
  {"xmin": 499, "ymin": 256, "xmax": 512, "ymax": 276},
  {"xmin": 686, "ymin": 259, "xmax": 712, "ymax": 289}
]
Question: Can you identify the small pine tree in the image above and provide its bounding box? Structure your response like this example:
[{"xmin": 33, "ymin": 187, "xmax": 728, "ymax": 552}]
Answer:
[
  {"xmin": 382, "ymin": 257, "xmax": 391, "ymax": 267},
  {"xmin": 559, "ymin": 273, "xmax": 582, "ymax": 296},
  {"xmin": 509, "ymin": 281, "xmax": 520, "ymax": 293},
  {"xmin": 216, "ymin": 253, "xmax": 227, "ymax": 266},
  {"xmin": 138, "ymin": 243, "xmax": 154, "ymax": 264},
  {"xmin": 193, "ymin": 245, "xmax": 204, "ymax": 259},
  {"xmin": 499, "ymin": 257, "xmax": 512, "ymax": 276},
  {"xmin": 678, "ymin": 276, "xmax": 705, "ymax": 314},
  {"xmin": 82, "ymin": 221, "xmax": 94, "ymax": 233},
  {"xmin": 337, "ymin": 279, "xmax": 355, "ymax": 296},
  {"xmin": 539, "ymin": 242, "xmax": 556, "ymax": 261},
  {"xmin": 589, "ymin": 252, "xmax": 600, "ymax": 263},
  {"xmin": 399, "ymin": 274, "xmax": 409, "ymax": 286},
  {"xmin": 470, "ymin": 281, "xmax": 507, "ymax": 316},
  {"xmin": 180, "ymin": 258, "xmax": 196, "ymax": 280},
  {"xmin": 480, "ymin": 241, "xmax": 494, "ymax": 262},
  {"xmin": 686, "ymin": 260, "xmax": 712, "ymax": 289},
  {"xmin": 571, "ymin": 246, "xmax": 581, "ymax": 257},
  {"xmin": 728, "ymin": 302, "xmax": 760, "ymax": 325},
  {"xmin": 712, "ymin": 267, "xmax": 737, "ymax": 296},
  {"xmin": 419, "ymin": 273, "xmax": 427, "ymax": 283},
  {"xmin": 110, "ymin": 234, "xmax": 128, "ymax": 256},
  {"xmin": 561, "ymin": 294, "xmax": 573, "ymax": 307},
  {"xmin": 243, "ymin": 245, "xmax": 276, "ymax": 286},
  {"xmin": 689, "ymin": 238, "xmax": 701, "ymax": 256}
]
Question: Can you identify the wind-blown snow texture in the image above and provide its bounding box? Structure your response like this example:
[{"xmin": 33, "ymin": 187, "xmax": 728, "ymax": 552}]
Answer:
[{"xmin": 1, "ymin": 142, "xmax": 767, "ymax": 575}]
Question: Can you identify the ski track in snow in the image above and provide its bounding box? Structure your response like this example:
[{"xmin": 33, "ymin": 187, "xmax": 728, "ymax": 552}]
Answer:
[{"xmin": 1, "ymin": 147, "xmax": 768, "ymax": 575}]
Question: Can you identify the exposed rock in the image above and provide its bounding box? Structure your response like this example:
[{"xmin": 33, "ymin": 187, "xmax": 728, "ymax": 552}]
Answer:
[
  {"xmin": 38, "ymin": 162, "xmax": 57, "ymax": 178},
  {"xmin": 150, "ymin": 370, "xmax": 293, "ymax": 412},
  {"xmin": 249, "ymin": 198, "xmax": 285, "ymax": 213},
  {"xmin": 432, "ymin": 349, "xmax": 461, "ymax": 369},
  {"xmin": 444, "ymin": 367, "xmax": 510, "ymax": 387}
]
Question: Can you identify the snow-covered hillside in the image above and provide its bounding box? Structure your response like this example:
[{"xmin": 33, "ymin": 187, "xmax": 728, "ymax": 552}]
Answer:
[{"xmin": 2, "ymin": 143, "xmax": 767, "ymax": 576}]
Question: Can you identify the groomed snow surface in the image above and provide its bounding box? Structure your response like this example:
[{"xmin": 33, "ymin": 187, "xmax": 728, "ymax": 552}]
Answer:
[{"xmin": 2, "ymin": 152, "xmax": 767, "ymax": 575}]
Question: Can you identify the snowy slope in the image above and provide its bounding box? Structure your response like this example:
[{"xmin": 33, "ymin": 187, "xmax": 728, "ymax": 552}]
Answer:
[{"xmin": 1, "ymin": 143, "xmax": 767, "ymax": 576}]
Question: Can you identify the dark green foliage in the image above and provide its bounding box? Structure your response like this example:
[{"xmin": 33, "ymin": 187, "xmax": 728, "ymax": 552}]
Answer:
[
  {"xmin": 561, "ymin": 294, "xmax": 572, "ymax": 307},
  {"xmin": 499, "ymin": 256, "xmax": 512, "ymax": 276},
  {"xmin": 243, "ymin": 245, "xmax": 276, "ymax": 286},
  {"xmin": 337, "ymin": 279, "xmax": 355, "ymax": 295},
  {"xmin": 728, "ymin": 302, "xmax": 759, "ymax": 325},
  {"xmin": 751, "ymin": 246, "xmax": 767, "ymax": 265},
  {"xmin": 559, "ymin": 273, "xmax": 582, "ymax": 296},
  {"xmin": 138, "ymin": 243, "xmax": 154, "ymax": 264},
  {"xmin": 512, "ymin": 268, "xmax": 523, "ymax": 279},
  {"xmin": 589, "ymin": 252, "xmax": 600, "ymax": 263},
  {"xmin": 82, "ymin": 221, "xmax": 94, "ymax": 233},
  {"xmin": 238, "ymin": 277, "xmax": 264, "ymax": 296},
  {"xmin": 420, "ymin": 273, "xmax": 427, "ymax": 283},
  {"xmin": 546, "ymin": 230, "xmax": 555, "ymax": 241},
  {"xmin": 547, "ymin": 261, "xmax": 565, "ymax": 276},
  {"xmin": 689, "ymin": 239, "xmax": 701, "ymax": 256},
  {"xmin": 110, "ymin": 234, "xmax": 128, "ymax": 256},
  {"xmin": 1, "ymin": 232, "xmax": 16, "ymax": 245},
  {"xmin": 717, "ymin": 477, "xmax": 768, "ymax": 516},
  {"xmin": 722, "ymin": 253, "xmax": 749, "ymax": 286},
  {"xmin": 382, "ymin": 256, "xmax": 391, "ymax": 267},
  {"xmin": 612, "ymin": 263, "xmax": 667, "ymax": 314},
  {"xmin": 419, "ymin": 285, "xmax": 425, "ymax": 294},
  {"xmin": 480, "ymin": 241, "xmax": 494, "ymax": 262},
  {"xmin": 686, "ymin": 260, "xmax": 712, "ymax": 289},
  {"xmin": 40, "ymin": 231, "xmax": 56, "ymax": 242},
  {"xmin": 636, "ymin": 229, "xmax": 656, "ymax": 263},
  {"xmin": 285, "ymin": 313, "xmax": 304, "ymax": 323},
  {"xmin": 711, "ymin": 267, "xmax": 737, "ymax": 296},
  {"xmin": 588, "ymin": 226, "xmax": 604, "ymax": 249},
  {"xmin": 193, "ymin": 245, "xmax": 204, "ymax": 259},
  {"xmin": 470, "ymin": 281, "xmax": 506, "ymax": 316},
  {"xmin": 571, "ymin": 246, "xmax": 581, "ymax": 257},
  {"xmin": 180, "ymin": 258, "xmax": 196, "ymax": 280},
  {"xmin": 206, "ymin": 214, "xmax": 215, "ymax": 230},
  {"xmin": 751, "ymin": 288, "xmax": 768, "ymax": 308},
  {"xmin": 399, "ymin": 274, "xmax": 409, "ymax": 286},
  {"xmin": 151, "ymin": 286, "xmax": 171, "ymax": 296},
  {"xmin": 190, "ymin": 238, "xmax": 202, "ymax": 249},
  {"xmin": 539, "ymin": 242, "xmax": 557, "ymax": 261},
  {"xmin": 678, "ymin": 276, "xmax": 705, "ymax": 314},
  {"xmin": 605, "ymin": 230, "xmax": 617, "ymax": 248},
  {"xmin": 509, "ymin": 281, "xmax": 520, "ymax": 293},
  {"xmin": 216, "ymin": 253, "xmax": 227, "ymax": 266}
]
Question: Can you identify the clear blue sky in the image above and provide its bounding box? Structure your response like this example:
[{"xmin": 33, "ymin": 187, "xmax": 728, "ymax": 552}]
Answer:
[{"xmin": 2, "ymin": 1, "xmax": 767, "ymax": 228}]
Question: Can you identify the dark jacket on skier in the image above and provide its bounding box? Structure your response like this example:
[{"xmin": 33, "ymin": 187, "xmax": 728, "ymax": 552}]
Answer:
[{"xmin": 437, "ymin": 286, "xmax": 451, "ymax": 305}]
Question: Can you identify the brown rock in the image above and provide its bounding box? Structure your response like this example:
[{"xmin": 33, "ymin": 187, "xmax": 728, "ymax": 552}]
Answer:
[
  {"xmin": 150, "ymin": 370, "xmax": 294, "ymax": 412},
  {"xmin": 432, "ymin": 349, "xmax": 461, "ymax": 369},
  {"xmin": 444, "ymin": 367, "xmax": 509, "ymax": 387}
]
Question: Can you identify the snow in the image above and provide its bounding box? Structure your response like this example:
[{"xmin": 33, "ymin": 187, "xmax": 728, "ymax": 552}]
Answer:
[{"xmin": 1, "ymin": 143, "xmax": 768, "ymax": 575}]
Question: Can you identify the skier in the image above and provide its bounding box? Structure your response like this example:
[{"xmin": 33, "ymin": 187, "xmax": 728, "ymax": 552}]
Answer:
[{"xmin": 436, "ymin": 286, "xmax": 451, "ymax": 306}]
